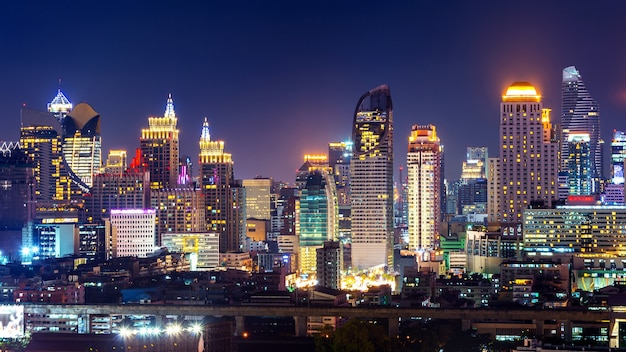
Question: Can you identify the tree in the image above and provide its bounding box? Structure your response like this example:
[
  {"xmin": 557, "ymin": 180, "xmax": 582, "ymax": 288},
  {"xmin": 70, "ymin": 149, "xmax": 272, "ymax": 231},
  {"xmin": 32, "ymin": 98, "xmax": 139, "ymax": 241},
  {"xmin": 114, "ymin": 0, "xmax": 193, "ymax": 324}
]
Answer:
[{"xmin": 315, "ymin": 318, "xmax": 391, "ymax": 352}]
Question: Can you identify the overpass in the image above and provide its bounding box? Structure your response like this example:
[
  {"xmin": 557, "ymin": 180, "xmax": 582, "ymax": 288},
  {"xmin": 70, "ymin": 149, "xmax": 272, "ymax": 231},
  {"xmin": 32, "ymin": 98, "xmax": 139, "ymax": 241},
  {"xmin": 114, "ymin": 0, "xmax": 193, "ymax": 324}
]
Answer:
[{"xmin": 23, "ymin": 303, "xmax": 622, "ymax": 345}]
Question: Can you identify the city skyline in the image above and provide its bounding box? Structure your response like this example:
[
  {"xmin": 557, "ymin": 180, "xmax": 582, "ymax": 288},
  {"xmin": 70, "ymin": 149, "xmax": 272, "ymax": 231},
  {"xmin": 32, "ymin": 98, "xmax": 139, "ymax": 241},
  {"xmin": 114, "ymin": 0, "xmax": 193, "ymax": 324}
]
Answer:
[{"xmin": 2, "ymin": 1, "xmax": 626, "ymax": 183}]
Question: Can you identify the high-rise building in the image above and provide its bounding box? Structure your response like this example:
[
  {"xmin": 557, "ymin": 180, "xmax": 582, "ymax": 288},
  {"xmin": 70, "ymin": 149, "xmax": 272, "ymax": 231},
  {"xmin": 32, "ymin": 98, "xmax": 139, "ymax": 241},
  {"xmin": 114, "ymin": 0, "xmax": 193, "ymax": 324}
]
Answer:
[
  {"xmin": 499, "ymin": 82, "xmax": 559, "ymax": 223},
  {"xmin": 151, "ymin": 188, "xmax": 205, "ymax": 246},
  {"xmin": 0, "ymin": 142, "xmax": 34, "ymax": 256},
  {"xmin": 298, "ymin": 171, "xmax": 338, "ymax": 276},
  {"xmin": 242, "ymin": 178, "xmax": 272, "ymax": 221},
  {"xmin": 487, "ymin": 157, "xmax": 501, "ymax": 222},
  {"xmin": 198, "ymin": 118, "xmax": 242, "ymax": 252},
  {"xmin": 104, "ymin": 150, "xmax": 127, "ymax": 175},
  {"xmin": 20, "ymin": 108, "xmax": 72, "ymax": 203},
  {"xmin": 561, "ymin": 66, "xmax": 602, "ymax": 193},
  {"xmin": 316, "ymin": 241, "xmax": 343, "ymax": 290},
  {"xmin": 47, "ymin": 88, "xmax": 72, "ymax": 123},
  {"xmin": 140, "ymin": 94, "xmax": 180, "ymax": 190},
  {"xmin": 567, "ymin": 133, "xmax": 592, "ymax": 196},
  {"xmin": 90, "ymin": 170, "xmax": 150, "ymax": 222},
  {"xmin": 328, "ymin": 142, "xmax": 352, "ymax": 246},
  {"xmin": 350, "ymin": 84, "xmax": 394, "ymax": 270},
  {"xmin": 611, "ymin": 130, "xmax": 626, "ymax": 185},
  {"xmin": 161, "ymin": 232, "xmax": 219, "ymax": 271},
  {"xmin": 296, "ymin": 155, "xmax": 330, "ymax": 190},
  {"xmin": 109, "ymin": 209, "xmax": 156, "ymax": 258},
  {"xmin": 62, "ymin": 103, "xmax": 102, "ymax": 188},
  {"xmin": 461, "ymin": 147, "xmax": 488, "ymax": 180},
  {"xmin": 407, "ymin": 124, "xmax": 443, "ymax": 251}
]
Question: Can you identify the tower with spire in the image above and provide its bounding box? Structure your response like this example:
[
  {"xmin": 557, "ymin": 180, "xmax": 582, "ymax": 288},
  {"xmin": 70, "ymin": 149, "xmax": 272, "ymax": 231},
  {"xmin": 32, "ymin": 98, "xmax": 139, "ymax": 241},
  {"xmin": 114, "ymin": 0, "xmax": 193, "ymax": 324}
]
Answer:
[
  {"xmin": 198, "ymin": 118, "xmax": 244, "ymax": 252},
  {"xmin": 140, "ymin": 94, "xmax": 180, "ymax": 190}
]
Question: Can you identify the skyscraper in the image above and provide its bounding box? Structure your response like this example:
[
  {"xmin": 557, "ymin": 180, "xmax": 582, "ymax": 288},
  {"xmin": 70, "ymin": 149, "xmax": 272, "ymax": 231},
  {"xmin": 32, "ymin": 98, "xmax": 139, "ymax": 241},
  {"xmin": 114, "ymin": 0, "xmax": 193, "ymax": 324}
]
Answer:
[
  {"xmin": 499, "ymin": 82, "xmax": 560, "ymax": 224},
  {"xmin": 140, "ymin": 94, "xmax": 180, "ymax": 190},
  {"xmin": 567, "ymin": 133, "xmax": 592, "ymax": 196},
  {"xmin": 611, "ymin": 130, "xmax": 626, "ymax": 185},
  {"xmin": 561, "ymin": 66, "xmax": 602, "ymax": 193},
  {"xmin": 62, "ymin": 103, "xmax": 102, "ymax": 188},
  {"xmin": 350, "ymin": 84, "xmax": 393, "ymax": 270},
  {"xmin": 298, "ymin": 171, "xmax": 338, "ymax": 276},
  {"xmin": 407, "ymin": 124, "xmax": 442, "ymax": 251},
  {"xmin": 20, "ymin": 108, "xmax": 72, "ymax": 203},
  {"xmin": 198, "ymin": 118, "xmax": 241, "ymax": 252}
]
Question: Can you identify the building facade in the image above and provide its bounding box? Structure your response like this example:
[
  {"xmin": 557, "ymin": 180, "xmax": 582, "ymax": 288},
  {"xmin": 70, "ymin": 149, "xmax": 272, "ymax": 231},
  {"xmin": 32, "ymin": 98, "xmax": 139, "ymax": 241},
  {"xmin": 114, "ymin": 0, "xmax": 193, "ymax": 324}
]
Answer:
[
  {"xmin": 498, "ymin": 82, "xmax": 559, "ymax": 223},
  {"xmin": 407, "ymin": 124, "xmax": 442, "ymax": 251},
  {"xmin": 198, "ymin": 118, "xmax": 243, "ymax": 253},
  {"xmin": 140, "ymin": 94, "xmax": 179, "ymax": 190},
  {"xmin": 350, "ymin": 85, "xmax": 394, "ymax": 270},
  {"xmin": 109, "ymin": 209, "xmax": 156, "ymax": 258},
  {"xmin": 62, "ymin": 103, "xmax": 102, "ymax": 189},
  {"xmin": 561, "ymin": 66, "xmax": 602, "ymax": 193}
]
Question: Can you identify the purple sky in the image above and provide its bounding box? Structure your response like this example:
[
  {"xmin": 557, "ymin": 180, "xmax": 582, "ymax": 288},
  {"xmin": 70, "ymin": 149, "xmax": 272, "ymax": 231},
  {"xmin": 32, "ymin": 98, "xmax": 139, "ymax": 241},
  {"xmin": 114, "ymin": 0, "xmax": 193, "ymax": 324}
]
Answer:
[{"xmin": 2, "ymin": 1, "xmax": 626, "ymax": 183}]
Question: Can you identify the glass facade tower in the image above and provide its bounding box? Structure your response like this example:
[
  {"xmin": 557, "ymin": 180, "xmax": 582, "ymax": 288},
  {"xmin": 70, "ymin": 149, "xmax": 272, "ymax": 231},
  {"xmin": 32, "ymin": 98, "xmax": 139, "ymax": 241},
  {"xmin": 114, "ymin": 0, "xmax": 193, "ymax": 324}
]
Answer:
[
  {"xmin": 350, "ymin": 84, "xmax": 394, "ymax": 270},
  {"xmin": 561, "ymin": 66, "xmax": 602, "ymax": 193}
]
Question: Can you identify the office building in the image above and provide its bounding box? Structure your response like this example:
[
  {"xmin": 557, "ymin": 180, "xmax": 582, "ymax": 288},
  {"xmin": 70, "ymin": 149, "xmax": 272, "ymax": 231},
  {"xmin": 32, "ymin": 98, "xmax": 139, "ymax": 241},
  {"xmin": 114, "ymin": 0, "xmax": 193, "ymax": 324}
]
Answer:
[
  {"xmin": 62, "ymin": 103, "xmax": 102, "ymax": 188},
  {"xmin": 351, "ymin": 84, "xmax": 394, "ymax": 270},
  {"xmin": 523, "ymin": 205, "xmax": 626, "ymax": 254},
  {"xmin": 611, "ymin": 130, "xmax": 626, "ymax": 185},
  {"xmin": 498, "ymin": 82, "xmax": 559, "ymax": 223},
  {"xmin": 407, "ymin": 124, "xmax": 443, "ymax": 251},
  {"xmin": 242, "ymin": 178, "xmax": 272, "ymax": 221},
  {"xmin": 161, "ymin": 232, "xmax": 219, "ymax": 271},
  {"xmin": 198, "ymin": 118, "xmax": 243, "ymax": 252},
  {"xmin": 103, "ymin": 150, "xmax": 127, "ymax": 175},
  {"xmin": 109, "ymin": 209, "xmax": 156, "ymax": 258},
  {"xmin": 140, "ymin": 94, "xmax": 180, "ymax": 190},
  {"xmin": 567, "ymin": 133, "xmax": 592, "ymax": 196},
  {"xmin": 316, "ymin": 241, "xmax": 343, "ymax": 290},
  {"xmin": 90, "ymin": 171, "xmax": 150, "ymax": 222},
  {"xmin": 298, "ymin": 171, "xmax": 338, "ymax": 276},
  {"xmin": 295, "ymin": 155, "xmax": 330, "ymax": 190},
  {"xmin": 151, "ymin": 188, "xmax": 205, "ymax": 246},
  {"xmin": 20, "ymin": 108, "xmax": 72, "ymax": 203},
  {"xmin": 0, "ymin": 143, "xmax": 34, "ymax": 255},
  {"xmin": 561, "ymin": 66, "xmax": 602, "ymax": 193}
]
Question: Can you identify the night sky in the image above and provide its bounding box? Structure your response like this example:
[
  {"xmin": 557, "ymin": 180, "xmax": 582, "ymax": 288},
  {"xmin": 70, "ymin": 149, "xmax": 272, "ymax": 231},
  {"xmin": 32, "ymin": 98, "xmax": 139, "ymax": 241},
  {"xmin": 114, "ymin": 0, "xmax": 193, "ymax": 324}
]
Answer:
[{"xmin": 2, "ymin": 1, "xmax": 626, "ymax": 183}]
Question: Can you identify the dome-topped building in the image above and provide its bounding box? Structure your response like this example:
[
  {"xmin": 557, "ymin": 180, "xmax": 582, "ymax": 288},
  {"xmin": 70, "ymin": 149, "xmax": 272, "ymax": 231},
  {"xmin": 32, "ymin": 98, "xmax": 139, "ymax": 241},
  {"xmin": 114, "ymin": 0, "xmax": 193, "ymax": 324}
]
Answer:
[{"xmin": 502, "ymin": 82, "xmax": 541, "ymax": 102}]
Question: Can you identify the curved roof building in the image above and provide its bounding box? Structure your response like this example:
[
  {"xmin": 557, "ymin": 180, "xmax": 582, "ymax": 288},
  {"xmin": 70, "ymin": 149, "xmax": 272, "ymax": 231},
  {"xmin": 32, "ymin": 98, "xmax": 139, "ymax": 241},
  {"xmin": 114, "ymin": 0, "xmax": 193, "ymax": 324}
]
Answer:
[
  {"xmin": 350, "ymin": 85, "xmax": 394, "ymax": 270},
  {"xmin": 63, "ymin": 102, "xmax": 102, "ymax": 188}
]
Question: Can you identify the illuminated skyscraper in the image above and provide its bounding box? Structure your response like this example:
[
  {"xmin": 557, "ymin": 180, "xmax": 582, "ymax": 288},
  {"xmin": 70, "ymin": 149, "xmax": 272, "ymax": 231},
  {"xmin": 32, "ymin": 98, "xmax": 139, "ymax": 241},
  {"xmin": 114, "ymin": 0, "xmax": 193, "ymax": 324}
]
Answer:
[
  {"xmin": 47, "ymin": 88, "xmax": 72, "ymax": 123},
  {"xmin": 407, "ymin": 124, "xmax": 442, "ymax": 251},
  {"xmin": 62, "ymin": 103, "xmax": 102, "ymax": 188},
  {"xmin": 351, "ymin": 84, "xmax": 393, "ymax": 270},
  {"xmin": 499, "ymin": 82, "xmax": 559, "ymax": 223},
  {"xmin": 151, "ymin": 188, "xmax": 205, "ymax": 246},
  {"xmin": 567, "ymin": 133, "xmax": 592, "ymax": 195},
  {"xmin": 298, "ymin": 171, "xmax": 338, "ymax": 276},
  {"xmin": 198, "ymin": 118, "xmax": 242, "ymax": 252},
  {"xmin": 611, "ymin": 130, "xmax": 626, "ymax": 185},
  {"xmin": 140, "ymin": 94, "xmax": 180, "ymax": 190},
  {"xmin": 242, "ymin": 178, "xmax": 272, "ymax": 221},
  {"xmin": 104, "ymin": 150, "xmax": 127, "ymax": 175},
  {"xmin": 20, "ymin": 108, "xmax": 72, "ymax": 203},
  {"xmin": 561, "ymin": 66, "xmax": 602, "ymax": 193}
]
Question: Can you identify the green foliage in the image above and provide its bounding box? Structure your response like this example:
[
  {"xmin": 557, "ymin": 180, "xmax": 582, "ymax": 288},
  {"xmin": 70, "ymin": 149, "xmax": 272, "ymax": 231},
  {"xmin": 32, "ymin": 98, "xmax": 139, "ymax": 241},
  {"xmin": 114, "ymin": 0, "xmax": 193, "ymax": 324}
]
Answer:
[
  {"xmin": 0, "ymin": 333, "xmax": 31, "ymax": 352},
  {"xmin": 315, "ymin": 319, "xmax": 391, "ymax": 352}
]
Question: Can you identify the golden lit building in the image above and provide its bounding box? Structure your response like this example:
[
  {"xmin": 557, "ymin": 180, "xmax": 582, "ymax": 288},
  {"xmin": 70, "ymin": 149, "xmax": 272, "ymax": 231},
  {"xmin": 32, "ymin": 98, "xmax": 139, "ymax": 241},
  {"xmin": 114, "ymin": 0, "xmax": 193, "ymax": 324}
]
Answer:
[
  {"xmin": 498, "ymin": 82, "xmax": 559, "ymax": 223},
  {"xmin": 140, "ymin": 94, "xmax": 180, "ymax": 190},
  {"xmin": 407, "ymin": 124, "xmax": 442, "ymax": 251},
  {"xmin": 198, "ymin": 118, "xmax": 244, "ymax": 252}
]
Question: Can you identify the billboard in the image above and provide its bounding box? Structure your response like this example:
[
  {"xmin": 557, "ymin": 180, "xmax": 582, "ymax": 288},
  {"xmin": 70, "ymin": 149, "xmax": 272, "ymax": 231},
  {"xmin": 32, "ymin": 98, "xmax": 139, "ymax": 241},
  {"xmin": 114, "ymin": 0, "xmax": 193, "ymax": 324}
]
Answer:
[{"xmin": 0, "ymin": 305, "xmax": 23, "ymax": 338}]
